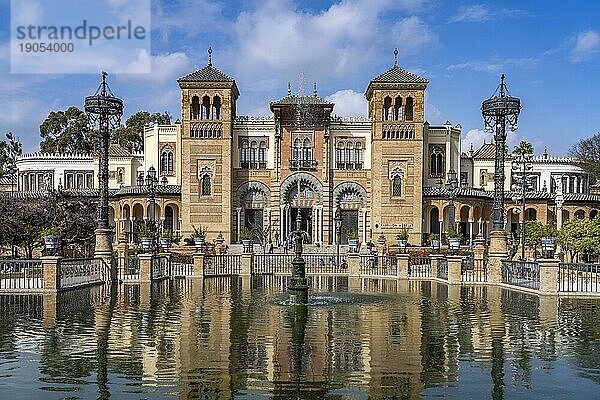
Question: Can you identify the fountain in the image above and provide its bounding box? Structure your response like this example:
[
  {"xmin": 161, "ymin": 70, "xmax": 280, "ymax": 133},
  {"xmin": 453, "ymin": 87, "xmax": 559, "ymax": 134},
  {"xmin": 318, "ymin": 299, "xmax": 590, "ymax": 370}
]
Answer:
[{"xmin": 288, "ymin": 212, "xmax": 309, "ymax": 304}]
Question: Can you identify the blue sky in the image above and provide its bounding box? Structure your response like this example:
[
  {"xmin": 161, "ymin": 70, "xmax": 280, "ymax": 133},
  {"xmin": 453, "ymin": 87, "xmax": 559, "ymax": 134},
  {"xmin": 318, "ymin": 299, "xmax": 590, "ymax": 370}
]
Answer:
[{"xmin": 1, "ymin": 0, "xmax": 599, "ymax": 154}]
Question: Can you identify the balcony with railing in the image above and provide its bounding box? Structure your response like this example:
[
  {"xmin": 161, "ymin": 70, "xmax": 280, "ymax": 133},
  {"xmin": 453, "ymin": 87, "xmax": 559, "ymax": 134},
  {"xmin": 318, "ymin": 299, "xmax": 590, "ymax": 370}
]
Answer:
[
  {"xmin": 240, "ymin": 161, "xmax": 268, "ymax": 170},
  {"xmin": 335, "ymin": 162, "xmax": 364, "ymax": 170},
  {"xmin": 289, "ymin": 159, "xmax": 318, "ymax": 170}
]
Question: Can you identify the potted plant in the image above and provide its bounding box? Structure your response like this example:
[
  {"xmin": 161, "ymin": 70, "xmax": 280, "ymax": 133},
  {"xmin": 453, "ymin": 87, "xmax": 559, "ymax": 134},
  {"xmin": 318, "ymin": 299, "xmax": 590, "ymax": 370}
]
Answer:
[
  {"xmin": 396, "ymin": 227, "xmax": 409, "ymax": 252},
  {"xmin": 429, "ymin": 233, "xmax": 440, "ymax": 251},
  {"xmin": 345, "ymin": 229, "xmax": 360, "ymax": 253},
  {"xmin": 160, "ymin": 230, "xmax": 172, "ymax": 249},
  {"xmin": 138, "ymin": 222, "xmax": 153, "ymax": 253},
  {"xmin": 191, "ymin": 225, "xmax": 207, "ymax": 249},
  {"xmin": 40, "ymin": 226, "xmax": 61, "ymax": 254},
  {"xmin": 447, "ymin": 225, "xmax": 462, "ymax": 252},
  {"xmin": 240, "ymin": 228, "xmax": 254, "ymax": 253}
]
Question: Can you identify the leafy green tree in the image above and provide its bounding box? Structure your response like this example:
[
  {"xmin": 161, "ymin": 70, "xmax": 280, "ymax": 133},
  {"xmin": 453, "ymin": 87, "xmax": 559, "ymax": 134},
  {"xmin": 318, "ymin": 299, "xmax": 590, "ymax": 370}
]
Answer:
[
  {"xmin": 569, "ymin": 132, "xmax": 600, "ymax": 184},
  {"xmin": 558, "ymin": 216, "xmax": 600, "ymax": 262},
  {"xmin": 513, "ymin": 140, "xmax": 534, "ymax": 156},
  {"xmin": 0, "ymin": 132, "xmax": 22, "ymax": 178},
  {"xmin": 39, "ymin": 107, "xmax": 98, "ymax": 153},
  {"xmin": 111, "ymin": 111, "xmax": 171, "ymax": 152}
]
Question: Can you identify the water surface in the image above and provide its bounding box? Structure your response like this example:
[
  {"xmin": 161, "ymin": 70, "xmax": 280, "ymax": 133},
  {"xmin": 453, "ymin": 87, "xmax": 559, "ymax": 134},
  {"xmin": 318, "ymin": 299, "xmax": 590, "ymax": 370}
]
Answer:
[{"xmin": 1, "ymin": 277, "xmax": 600, "ymax": 399}]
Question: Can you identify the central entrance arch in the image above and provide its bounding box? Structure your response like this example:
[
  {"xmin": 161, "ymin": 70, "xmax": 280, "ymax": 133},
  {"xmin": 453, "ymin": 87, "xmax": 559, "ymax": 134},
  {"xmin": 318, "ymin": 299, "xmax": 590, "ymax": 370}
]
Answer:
[{"xmin": 280, "ymin": 173, "xmax": 323, "ymax": 244}]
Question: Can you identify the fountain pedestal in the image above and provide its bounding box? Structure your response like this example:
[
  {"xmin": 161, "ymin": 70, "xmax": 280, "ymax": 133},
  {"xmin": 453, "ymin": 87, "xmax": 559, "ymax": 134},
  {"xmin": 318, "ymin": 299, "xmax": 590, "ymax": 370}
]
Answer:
[{"xmin": 288, "ymin": 213, "xmax": 309, "ymax": 304}]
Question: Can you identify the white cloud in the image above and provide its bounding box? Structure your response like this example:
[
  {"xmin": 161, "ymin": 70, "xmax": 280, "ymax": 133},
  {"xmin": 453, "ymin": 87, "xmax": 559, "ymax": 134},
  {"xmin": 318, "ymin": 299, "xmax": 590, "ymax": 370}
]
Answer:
[
  {"xmin": 230, "ymin": 0, "xmax": 435, "ymax": 83},
  {"xmin": 11, "ymin": 0, "xmax": 43, "ymax": 25},
  {"xmin": 391, "ymin": 16, "xmax": 437, "ymax": 55},
  {"xmin": 326, "ymin": 89, "xmax": 367, "ymax": 116},
  {"xmin": 125, "ymin": 51, "xmax": 193, "ymax": 82},
  {"xmin": 451, "ymin": 4, "xmax": 529, "ymax": 23},
  {"xmin": 569, "ymin": 30, "xmax": 600, "ymax": 62},
  {"xmin": 462, "ymin": 128, "xmax": 492, "ymax": 151},
  {"xmin": 152, "ymin": 0, "xmax": 225, "ymax": 41},
  {"xmin": 447, "ymin": 57, "xmax": 537, "ymax": 73}
]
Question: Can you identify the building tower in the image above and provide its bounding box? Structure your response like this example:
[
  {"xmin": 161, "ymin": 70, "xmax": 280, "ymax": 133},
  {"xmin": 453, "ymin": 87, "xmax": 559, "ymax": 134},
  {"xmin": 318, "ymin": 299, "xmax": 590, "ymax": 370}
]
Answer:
[
  {"xmin": 365, "ymin": 50, "xmax": 428, "ymax": 244},
  {"xmin": 178, "ymin": 48, "xmax": 239, "ymax": 242}
]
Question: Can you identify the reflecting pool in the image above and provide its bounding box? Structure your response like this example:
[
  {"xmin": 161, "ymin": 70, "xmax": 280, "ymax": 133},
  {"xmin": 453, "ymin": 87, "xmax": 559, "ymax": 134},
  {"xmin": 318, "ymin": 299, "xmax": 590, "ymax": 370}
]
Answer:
[{"xmin": 1, "ymin": 277, "xmax": 600, "ymax": 399}]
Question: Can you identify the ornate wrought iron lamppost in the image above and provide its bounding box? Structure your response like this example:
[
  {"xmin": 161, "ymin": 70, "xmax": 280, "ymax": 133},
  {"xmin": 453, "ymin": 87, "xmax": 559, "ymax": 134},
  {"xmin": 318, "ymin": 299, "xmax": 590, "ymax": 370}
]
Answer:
[
  {"xmin": 511, "ymin": 154, "xmax": 533, "ymax": 260},
  {"xmin": 85, "ymin": 72, "xmax": 123, "ymax": 269},
  {"xmin": 145, "ymin": 166, "xmax": 158, "ymax": 226},
  {"xmin": 445, "ymin": 169, "xmax": 460, "ymax": 252},
  {"xmin": 482, "ymin": 74, "xmax": 521, "ymax": 234}
]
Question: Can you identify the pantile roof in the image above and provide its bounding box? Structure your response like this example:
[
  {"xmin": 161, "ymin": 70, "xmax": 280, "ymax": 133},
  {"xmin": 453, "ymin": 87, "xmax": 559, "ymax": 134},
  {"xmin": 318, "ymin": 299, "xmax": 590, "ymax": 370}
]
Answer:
[
  {"xmin": 178, "ymin": 65, "xmax": 234, "ymax": 83},
  {"xmin": 371, "ymin": 64, "xmax": 429, "ymax": 84}
]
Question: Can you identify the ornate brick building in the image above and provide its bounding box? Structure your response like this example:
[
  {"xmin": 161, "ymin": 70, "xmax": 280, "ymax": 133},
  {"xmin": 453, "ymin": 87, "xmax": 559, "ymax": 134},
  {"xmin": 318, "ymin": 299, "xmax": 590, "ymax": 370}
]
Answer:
[{"xmin": 11, "ymin": 53, "xmax": 600, "ymax": 248}]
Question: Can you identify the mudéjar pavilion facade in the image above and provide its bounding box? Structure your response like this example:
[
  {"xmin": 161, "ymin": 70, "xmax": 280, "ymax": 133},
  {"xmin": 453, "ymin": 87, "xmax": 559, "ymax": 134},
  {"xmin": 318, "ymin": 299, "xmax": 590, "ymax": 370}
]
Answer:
[{"xmin": 12, "ymin": 53, "xmax": 600, "ymax": 248}]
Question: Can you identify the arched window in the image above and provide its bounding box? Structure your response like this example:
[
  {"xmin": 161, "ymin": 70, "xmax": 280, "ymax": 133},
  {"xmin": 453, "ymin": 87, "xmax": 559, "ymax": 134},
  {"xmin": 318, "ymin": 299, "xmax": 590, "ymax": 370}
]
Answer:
[
  {"xmin": 160, "ymin": 145, "xmax": 175, "ymax": 175},
  {"xmin": 346, "ymin": 142, "xmax": 354, "ymax": 166},
  {"xmin": 429, "ymin": 146, "xmax": 443, "ymax": 177},
  {"xmin": 355, "ymin": 142, "xmax": 363, "ymax": 168},
  {"xmin": 250, "ymin": 141, "xmax": 258, "ymax": 167},
  {"xmin": 303, "ymin": 138, "xmax": 312, "ymax": 161},
  {"xmin": 201, "ymin": 95, "xmax": 210, "ymax": 119},
  {"xmin": 480, "ymin": 170, "xmax": 487, "ymax": 187},
  {"xmin": 293, "ymin": 138, "xmax": 302, "ymax": 161},
  {"xmin": 383, "ymin": 96, "xmax": 392, "ymax": 121},
  {"xmin": 337, "ymin": 142, "xmax": 345, "ymax": 166},
  {"xmin": 391, "ymin": 168, "xmax": 404, "ymax": 197},
  {"xmin": 241, "ymin": 140, "xmax": 249, "ymax": 168},
  {"xmin": 405, "ymin": 97, "xmax": 414, "ymax": 121},
  {"xmin": 394, "ymin": 97, "xmax": 402, "ymax": 121},
  {"xmin": 191, "ymin": 96, "xmax": 200, "ymax": 119},
  {"xmin": 258, "ymin": 141, "xmax": 267, "ymax": 168},
  {"xmin": 199, "ymin": 167, "xmax": 213, "ymax": 196},
  {"xmin": 201, "ymin": 175, "xmax": 211, "ymax": 195},
  {"xmin": 212, "ymin": 96, "xmax": 221, "ymax": 120}
]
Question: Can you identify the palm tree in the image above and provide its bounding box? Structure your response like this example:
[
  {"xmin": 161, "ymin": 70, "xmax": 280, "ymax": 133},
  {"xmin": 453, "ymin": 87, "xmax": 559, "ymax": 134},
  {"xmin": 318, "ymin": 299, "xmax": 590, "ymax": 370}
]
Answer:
[{"xmin": 513, "ymin": 140, "xmax": 534, "ymax": 156}]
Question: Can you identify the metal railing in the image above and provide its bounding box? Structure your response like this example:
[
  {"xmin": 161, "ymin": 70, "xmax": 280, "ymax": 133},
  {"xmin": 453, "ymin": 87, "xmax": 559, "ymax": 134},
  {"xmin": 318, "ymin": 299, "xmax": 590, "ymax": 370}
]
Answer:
[
  {"xmin": 501, "ymin": 260, "xmax": 539, "ymax": 290},
  {"xmin": 0, "ymin": 260, "xmax": 43, "ymax": 290},
  {"xmin": 171, "ymin": 255, "xmax": 194, "ymax": 277},
  {"xmin": 461, "ymin": 257, "xmax": 488, "ymax": 282},
  {"xmin": 559, "ymin": 263, "xmax": 600, "ymax": 292},
  {"xmin": 408, "ymin": 256, "xmax": 432, "ymax": 278},
  {"xmin": 253, "ymin": 253, "xmax": 346, "ymax": 275},
  {"xmin": 359, "ymin": 255, "xmax": 397, "ymax": 276},
  {"xmin": 152, "ymin": 256, "xmax": 169, "ymax": 280},
  {"xmin": 204, "ymin": 255, "xmax": 241, "ymax": 276},
  {"xmin": 436, "ymin": 258, "xmax": 448, "ymax": 280},
  {"xmin": 116, "ymin": 256, "xmax": 140, "ymax": 281},
  {"xmin": 60, "ymin": 258, "xmax": 109, "ymax": 289}
]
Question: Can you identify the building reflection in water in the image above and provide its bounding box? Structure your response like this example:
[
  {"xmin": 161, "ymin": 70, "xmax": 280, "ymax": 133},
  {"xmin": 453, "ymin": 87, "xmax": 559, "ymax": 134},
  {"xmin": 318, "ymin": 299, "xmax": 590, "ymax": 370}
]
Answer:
[{"xmin": 1, "ymin": 277, "xmax": 600, "ymax": 399}]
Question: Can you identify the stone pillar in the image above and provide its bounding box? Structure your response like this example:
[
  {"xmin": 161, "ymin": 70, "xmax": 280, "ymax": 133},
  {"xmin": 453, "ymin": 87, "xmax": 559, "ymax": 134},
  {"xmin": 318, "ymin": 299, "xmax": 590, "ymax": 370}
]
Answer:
[
  {"xmin": 473, "ymin": 238, "xmax": 486, "ymax": 260},
  {"xmin": 396, "ymin": 253, "xmax": 409, "ymax": 280},
  {"xmin": 447, "ymin": 255, "xmax": 462, "ymax": 284},
  {"xmin": 139, "ymin": 254, "xmax": 152, "ymax": 282},
  {"xmin": 430, "ymin": 254, "xmax": 442, "ymax": 278},
  {"xmin": 193, "ymin": 253, "xmax": 204, "ymax": 278},
  {"xmin": 94, "ymin": 227, "xmax": 113, "ymax": 268},
  {"xmin": 487, "ymin": 230, "xmax": 508, "ymax": 284},
  {"xmin": 41, "ymin": 256, "xmax": 62, "ymax": 291},
  {"xmin": 240, "ymin": 253, "xmax": 252, "ymax": 276},
  {"xmin": 347, "ymin": 253, "xmax": 360, "ymax": 277},
  {"xmin": 538, "ymin": 258, "xmax": 559, "ymax": 295}
]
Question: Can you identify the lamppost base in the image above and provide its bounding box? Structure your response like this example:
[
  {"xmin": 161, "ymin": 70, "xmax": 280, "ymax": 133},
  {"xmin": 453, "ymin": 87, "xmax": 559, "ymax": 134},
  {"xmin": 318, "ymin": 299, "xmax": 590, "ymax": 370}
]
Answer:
[
  {"xmin": 489, "ymin": 230, "xmax": 508, "ymax": 256},
  {"xmin": 94, "ymin": 227, "xmax": 116, "ymax": 279}
]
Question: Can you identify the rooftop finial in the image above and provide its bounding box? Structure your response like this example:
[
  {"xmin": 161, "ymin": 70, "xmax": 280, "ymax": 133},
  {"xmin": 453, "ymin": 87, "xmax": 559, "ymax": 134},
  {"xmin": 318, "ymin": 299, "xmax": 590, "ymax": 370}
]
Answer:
[
  {"xmin": 208, "ymin": 47, "xmax": 212, "ymax": 66},
  {"xmin": 100, "ymin": 71, "xmax": 108, "ymax": 96},
  {"xmin": 499, "ymin": 73, "xmax": 505, "ymax": 97},
  {"xmin": 288, "ymin": 82, "xmax": 292, "ymax": 96},
  {"xmin": 393, "ymin": 48, "xmax": 398, "ymax": 66},
  {"xmin": 313, "ymin": 82, "xmax": 317, "ymax": 97}
]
